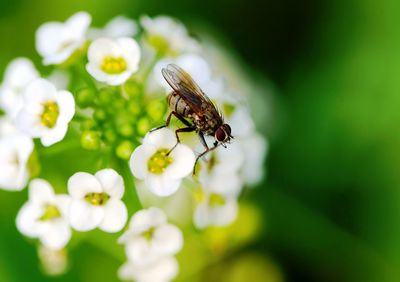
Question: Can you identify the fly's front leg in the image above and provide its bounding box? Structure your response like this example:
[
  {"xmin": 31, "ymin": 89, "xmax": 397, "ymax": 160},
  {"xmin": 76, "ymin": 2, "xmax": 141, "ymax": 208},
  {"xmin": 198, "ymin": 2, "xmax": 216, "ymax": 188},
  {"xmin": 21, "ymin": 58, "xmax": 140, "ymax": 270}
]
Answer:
[
  {"xmin": 193, "ymin": 141, "xmax": 219, "ymax": 175},
  {"xmin": 167, "ymin": 126, "xmax": 196, "ymax": 155}
]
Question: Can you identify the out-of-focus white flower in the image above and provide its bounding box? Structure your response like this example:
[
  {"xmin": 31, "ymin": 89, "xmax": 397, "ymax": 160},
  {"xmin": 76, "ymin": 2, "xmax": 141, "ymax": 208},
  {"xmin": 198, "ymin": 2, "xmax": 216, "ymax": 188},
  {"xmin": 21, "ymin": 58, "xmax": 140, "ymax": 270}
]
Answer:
[
  {"xmin": 16, "ymin": 78, "xmax": 75, "ymax": 147},
  {"xmin": 89, "ymin": 16, "xmax": 138, "ymax": 39},
  {"xmin": 226, "ymin": 104, "xmax": 255, "ymax": 138},
  {"xmin": 119, "ymin": 256, "xmax": 179, "ymax": 282},
  {"xmin": 193, "ymin": 185, "xmax": 238, "ymax": 229},
  {"xmin": 36, "ymin": 11, "xmax": 91, "ymax": 65},
  {"xmin": 67, "ymin": 169, "xmax": 128, "ymax": 232},
  {"xmin": 86, "ymin": 37, "xmax": 141, "ymax": 85},
  {"xmin": 0, "ymin": 117, "xmax": 19, "ymax": 137},
  {"xmin": 129, "ymin": 128, "xmax": 195, "ymax": 197},
  {"xmin": 140, "ymin": 15, "xmax": 198, "ymax": 56},
  {"xmin": 0, "ymin": 58, "xmax": 39, "ymax": 119},
  {"xmin": 239, "ymin": 132, "xmax": 268, "ymax": 186},
  {"xmin": 16, "ymin": 179, "xmax": 71, "ymax": 249},
  {"xmin": 118, "ymin": 207, "xmax": 183, "ymax": 266},
  {"xmin": 0, "ymin": 134, "xmax": 33, "ymax": 191},
  {"xmin": 152, "ymin": 54, "xmax": 223, "ymax": 97},
  {"xmin": 38, "ymin": 245, "xmax": 68, "ymax": 276}
]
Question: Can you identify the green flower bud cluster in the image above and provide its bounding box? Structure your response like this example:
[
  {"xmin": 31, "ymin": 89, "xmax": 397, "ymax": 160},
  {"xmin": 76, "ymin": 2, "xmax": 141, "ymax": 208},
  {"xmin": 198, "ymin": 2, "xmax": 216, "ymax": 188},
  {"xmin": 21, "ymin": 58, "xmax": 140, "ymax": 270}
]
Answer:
[{"xmin": 75, "ymin": 80, "xmax": 167, "ymax": 160}]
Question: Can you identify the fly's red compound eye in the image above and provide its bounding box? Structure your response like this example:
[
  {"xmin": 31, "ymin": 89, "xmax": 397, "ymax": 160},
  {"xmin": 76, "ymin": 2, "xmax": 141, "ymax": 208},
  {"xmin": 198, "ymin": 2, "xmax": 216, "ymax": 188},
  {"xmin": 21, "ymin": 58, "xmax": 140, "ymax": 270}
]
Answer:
[
  {"xmin": 215, "ymin": 127, "xmax": 226, "ymax": 142},
  {"xmin": 224, "ymin": 124, "xmax": 231, "ymax": 135}
]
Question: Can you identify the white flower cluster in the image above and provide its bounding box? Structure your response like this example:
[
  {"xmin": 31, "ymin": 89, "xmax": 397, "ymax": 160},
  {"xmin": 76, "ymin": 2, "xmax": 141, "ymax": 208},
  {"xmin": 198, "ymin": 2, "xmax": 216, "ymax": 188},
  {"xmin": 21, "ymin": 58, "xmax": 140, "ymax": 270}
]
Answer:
[
  {"xmin": 16, "ymin": 169, "xmax": 127, "ymax": 249},
  {"xmin": 0, "ymin": 11, "xmax": 268, "ymax": 281},
  {"xmin": 118, "ymin": 208, "xmax": 183, "ymax": 282}
]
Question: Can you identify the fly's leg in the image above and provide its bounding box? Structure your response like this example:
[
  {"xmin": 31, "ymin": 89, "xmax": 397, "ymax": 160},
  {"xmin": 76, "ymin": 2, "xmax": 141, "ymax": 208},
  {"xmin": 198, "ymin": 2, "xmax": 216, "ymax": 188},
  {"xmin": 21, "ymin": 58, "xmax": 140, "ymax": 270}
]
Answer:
[
  {"xmin": 167, "ymin": 126, "xmax": 196, "ymax": 155},
  {"xmin": 193, "ymin": 141, "xmax": 219, "ymax": 175},
  {"xmin": 198, "ymin": 132, "xmax": 209, "ymax": 150},
  {"xmin": 150, "ymin": 111, "xmax": 191, "ymax": 132}
]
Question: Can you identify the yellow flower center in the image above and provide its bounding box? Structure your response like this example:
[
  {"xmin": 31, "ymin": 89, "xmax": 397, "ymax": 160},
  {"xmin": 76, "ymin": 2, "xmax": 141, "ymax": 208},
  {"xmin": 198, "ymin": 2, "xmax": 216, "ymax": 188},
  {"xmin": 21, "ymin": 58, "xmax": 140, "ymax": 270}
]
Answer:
[
  {"xmin": 142, "ymin": 227, "xmax": 155, "ymax": 240},
  {"xmin": 84, "ymin": 192, "xmax": 110, "ymax": 206},
  {"xmin": 39, "ymin": 204, "xmax": 61, "ymax": 221},
  {"xmin": 209, "ymin": 193, "xmax": 226, "ymax": 207},
  {"xmin": 41, "ymin": 101, "xmax": 59, "ymax": 128},
  {"xmin": 100, "ymin": 56, "xmax": 127, "ymax": 74},
  {"xmin": 147, "ymin": 148, "xmax": 173, "ymax": 174},
  {"xmin": 147, "ymin": 35, "xmax": 170, "ymax": 55}
]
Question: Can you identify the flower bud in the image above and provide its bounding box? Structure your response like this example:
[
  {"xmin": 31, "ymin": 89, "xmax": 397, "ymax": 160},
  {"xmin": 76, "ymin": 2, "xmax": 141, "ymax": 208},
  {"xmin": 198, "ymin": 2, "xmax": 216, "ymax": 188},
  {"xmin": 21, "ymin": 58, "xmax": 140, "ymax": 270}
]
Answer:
[
  {"xmin": 81, "ymin": 130, "xmax": 101, "ymax": 150},
  {"xmin": 76, "ymin": 87, "xmax": 95, "ymax": 108},
  {"xmin": 116, "ymin": 140, "xmax": 135, "ymax": 160}
]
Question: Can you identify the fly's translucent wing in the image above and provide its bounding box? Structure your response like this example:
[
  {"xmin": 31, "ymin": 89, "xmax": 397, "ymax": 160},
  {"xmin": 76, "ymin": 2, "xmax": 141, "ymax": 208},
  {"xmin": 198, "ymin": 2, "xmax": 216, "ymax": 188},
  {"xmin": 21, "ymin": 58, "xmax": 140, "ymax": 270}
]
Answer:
[{"xmin": 161, "ymin": 64, "xmax": 220, "ymax": 117}]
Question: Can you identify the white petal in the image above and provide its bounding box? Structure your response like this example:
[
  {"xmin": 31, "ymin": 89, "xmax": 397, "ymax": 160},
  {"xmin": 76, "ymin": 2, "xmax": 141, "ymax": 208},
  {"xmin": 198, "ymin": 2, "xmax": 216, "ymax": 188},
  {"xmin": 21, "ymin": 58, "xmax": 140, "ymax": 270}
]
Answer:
[
  {"xmin": 54, "ymin": 195, "xmax": 71, "ymax": 216},
  {"xmin": 68, "ymin": 199, "xmax": 104, "ymax": 231},
  {"xmin": 29, "ymin": 179, "xmax": 55, "ymax": 204},
  {"xmin": 104, "ymin": 16, "xmax": 137, "ymax": 38},
  {"xmin": 98, "ymin": 200, "xmax": 127, "ymax": 233},
  {"xmin": 40, "ymin": 124, "xmax": 68, "ymax": 147},
  {"xmin": 66, "ymin": 11, "xmax": 91, "ymax": 36},
  {"xmin": 193, "ymin": 202, "xmax": 210, "ymax": 229},
  {"xmin": 129, "ymin": 207, "xmax": 167, "ymax": 231},
  {"xmin": 40, "ymin": 220, "xmax": 71, "ymax": 250},
  {"xmin": 129, "ymin": 144, "xmax": 157, "ymax": 179},
  {"xmin": 165, "ymin": 143, "xmax": 195, "ymax": 179},
  {"xmin": 16, "ymin": 202, "xmax": 43, "ymax": 237},
  {"xmin": 23, "ymin": 78, "xmax": 56, "ymax": 104},
  {"xmin": 117, "ymin": 37, "xmax": 140, "ymax": 70},
  {"xmin": 209, "ymin": 199, "xmax": 238, "ymax": 227},
  {"xmin": 56, "ymin": 90, "xmax": 75, "ymax": 125},
  {"xmin": 95, "ymin": 169, "xmax": 124, "ymax": 199},
  {"xmin": 125, "ymin": 237, "xmax": 154, "ymax": 265},
  {"xmin": 145, "ymin": 174, "xmax": 181, "ymax": 197},
  {"xmin": 87, "ymin": 38, "xmax": 120, "ymax": 65},
  {"xmin": 143, "ymin": 128, "xmax": 176, "ymax": 149},
  {"xmin": 15, "ymin": 111, "xmax": 43, "ymax": 137},
  {"xmin": 152, "ymin": 224, "xmax": 183, "ymax": 256},
  {"xmin": 68, "ymin": 172, "xmax": 102, "ymax": 199},
  {"xmin": 36, "ymin": 22, "xmax": 65, "ymax": 58}
]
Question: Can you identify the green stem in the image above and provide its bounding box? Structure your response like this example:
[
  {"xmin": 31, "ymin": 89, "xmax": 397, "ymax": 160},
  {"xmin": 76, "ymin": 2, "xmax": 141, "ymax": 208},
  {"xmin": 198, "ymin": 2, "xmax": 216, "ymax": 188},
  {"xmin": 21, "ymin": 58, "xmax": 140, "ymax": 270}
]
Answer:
[{"xmin": 117, "ymin": 159, "xmax": 142, "ymax": 213}]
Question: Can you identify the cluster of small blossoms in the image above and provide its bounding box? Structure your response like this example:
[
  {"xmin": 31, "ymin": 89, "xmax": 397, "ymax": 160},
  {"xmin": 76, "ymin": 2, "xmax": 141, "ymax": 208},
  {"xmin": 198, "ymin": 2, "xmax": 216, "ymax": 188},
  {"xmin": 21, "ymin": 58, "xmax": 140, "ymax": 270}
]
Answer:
[{"xmin": 0, "ymin": 11, "xmax": 268, "ymax": 281}]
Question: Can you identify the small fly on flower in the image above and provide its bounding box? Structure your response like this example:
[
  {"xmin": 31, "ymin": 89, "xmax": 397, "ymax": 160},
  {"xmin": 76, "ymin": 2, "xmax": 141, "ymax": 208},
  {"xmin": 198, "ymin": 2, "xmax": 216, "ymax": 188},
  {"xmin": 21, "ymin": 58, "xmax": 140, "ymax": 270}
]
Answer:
[{"xmin": 154, "ymin": 64, "xmax": 233, "ymax": 173}]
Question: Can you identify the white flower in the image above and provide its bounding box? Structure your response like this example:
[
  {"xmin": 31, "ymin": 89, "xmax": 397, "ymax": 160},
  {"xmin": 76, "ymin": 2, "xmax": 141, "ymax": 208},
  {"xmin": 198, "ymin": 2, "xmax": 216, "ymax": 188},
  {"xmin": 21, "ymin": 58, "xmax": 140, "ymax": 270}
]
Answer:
[
  {"xmin": 239, "ymin": 132, "xmax": 268, "ymax": 185},
  {"xmin": 119, "ymin": 256, "xmax": 179, "ymax": 282},
  {"xmin": 67, "ymin": 169, "xmax": 128, "ymax": 232},
  {"xmin": 36, "ymin": 11, "xmax": 91, "ymax": 65},
  {"xmin": 193, "ymin": 186, "xmax": 238, "ymax": 229},
  {"xmin": 16, "ymin": 78, "xmax": 75, "ymax": 147},
  {"xmin": 118, "ymin": 207, "xmax": 183, "ymax": 266},
  {"xmin": 140, "ymin": 15, "xmax": 198, "ymax": 56},
  {"xmin": 16, "ymin": 179, "xmax": 71, "ymax": 249},
  {"xmin": 0, "ymin": 117, "xmax": 19, "ymax": 137},
  {"xmin": 86, "ymin": 37, "xmax": 141, "ymax": 85},
  {"xmin": 129, "ymin": 128, "xmax": 195, "ymax": 197},
  {"xmin": 0, "ymin": 58, "xmax": 39, "ymax": 119},
  {"xmin": 0, "ymin": 134, "xmax": 33, "ymax": 191},
  {"xmin": 89, "ymin": 16, "xmax": 138, "ymax": 39}
]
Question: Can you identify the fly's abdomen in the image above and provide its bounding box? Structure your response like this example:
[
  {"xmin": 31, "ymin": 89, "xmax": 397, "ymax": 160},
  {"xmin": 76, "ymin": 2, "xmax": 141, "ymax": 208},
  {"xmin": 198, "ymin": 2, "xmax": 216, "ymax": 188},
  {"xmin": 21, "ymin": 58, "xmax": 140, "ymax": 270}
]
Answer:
[{"xmin": 167, "ymin": 92, "xmax": 192, "ymax": 118}]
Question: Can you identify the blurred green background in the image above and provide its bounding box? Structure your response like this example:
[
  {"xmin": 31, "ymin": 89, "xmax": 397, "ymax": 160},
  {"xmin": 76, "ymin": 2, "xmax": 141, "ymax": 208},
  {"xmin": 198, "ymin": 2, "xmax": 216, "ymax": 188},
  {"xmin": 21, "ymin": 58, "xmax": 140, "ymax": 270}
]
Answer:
[{"xmin": 1, "ymin": 0, "xmax": 400, "ymax": 281}]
